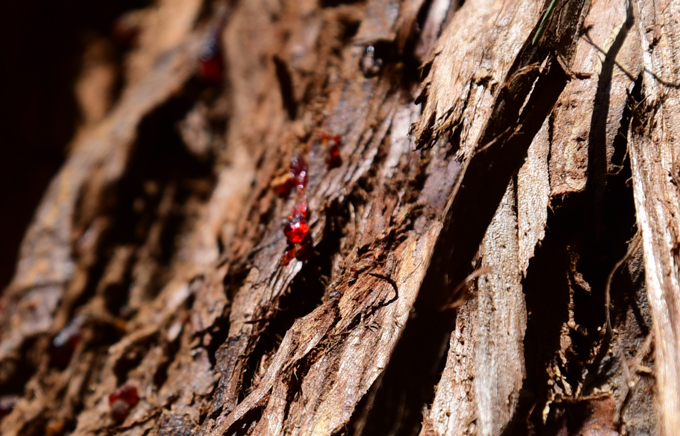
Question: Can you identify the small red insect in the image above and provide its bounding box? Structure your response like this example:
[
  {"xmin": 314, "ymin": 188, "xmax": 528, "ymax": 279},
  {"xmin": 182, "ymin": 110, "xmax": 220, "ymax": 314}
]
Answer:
[
  {"xmin": 326, "ymin": 144, "xmax": 341, "ymax": 168},
  {"xmin": 109, "ymin": 385, "xmax": 139, "ymax": 423}
]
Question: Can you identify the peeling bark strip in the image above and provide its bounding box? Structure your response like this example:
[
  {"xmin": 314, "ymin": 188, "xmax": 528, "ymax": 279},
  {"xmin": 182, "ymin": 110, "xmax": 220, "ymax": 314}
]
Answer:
[
  {"xmin": 629, "ymin": 0, "xmax": 680, "ymax": 432},
  {"xmin": 402, "ymin": 0, "xmax": 591, "ymax": 434},
  {"xmin": 0, "ymin": 0, "xmax": 672, "ymax": 434}
]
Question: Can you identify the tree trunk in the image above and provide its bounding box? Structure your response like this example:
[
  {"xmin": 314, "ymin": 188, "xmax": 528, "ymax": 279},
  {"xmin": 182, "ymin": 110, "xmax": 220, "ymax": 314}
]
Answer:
[{"xmin": 0, "ymin": 0, "xmax": 677, "ymax": 435}]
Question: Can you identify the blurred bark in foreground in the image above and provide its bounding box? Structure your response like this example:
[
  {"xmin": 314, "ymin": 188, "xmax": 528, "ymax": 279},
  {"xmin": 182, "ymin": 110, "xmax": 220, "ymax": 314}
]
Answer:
[{"xmin": 1, "ymin": 0, "xmax": 677, "ymax": 435}]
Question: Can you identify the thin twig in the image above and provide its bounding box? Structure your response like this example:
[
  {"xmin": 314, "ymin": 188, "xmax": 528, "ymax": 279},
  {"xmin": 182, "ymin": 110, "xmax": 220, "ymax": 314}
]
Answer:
[{"xmin": 441, "ymin": 267, "xmax": 492, "ymax": 310}]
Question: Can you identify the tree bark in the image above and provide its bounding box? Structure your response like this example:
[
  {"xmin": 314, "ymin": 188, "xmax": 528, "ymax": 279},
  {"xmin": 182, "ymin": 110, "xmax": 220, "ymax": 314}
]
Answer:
[{"xmin": 0, "ymin": 0, "xmax": 675, "ymax": 435}]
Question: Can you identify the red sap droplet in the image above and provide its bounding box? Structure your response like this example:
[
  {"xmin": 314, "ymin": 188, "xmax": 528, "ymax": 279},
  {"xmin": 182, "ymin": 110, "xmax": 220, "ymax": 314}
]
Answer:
[
  {"xmin": 109, "ymin": 385, "xmax": 139, "ymax": 407},
  {"xmin": 326, "ymin": 144, "xmax": 341, "ymax": 168},
  {"xmin": 290, "ymin": 155, "xmax": 307, "ymax": 178},
  {"xmin": 110, "ymin": 400, "xmax": 131, "ymax": 423},
  {"xmin": 318, "ymin": 132, "xmax": 342, "ymax": 168},
  {"xmin": 295, "ymin": 170, "xmax": 308, "ymax": 189},
  {"xmin": 291, "ymin": 199, "xmax": 308, "ymax": 218},
  {"xmin": 109, "ymin": 384, "xmax": 139, "ymax": 422},
  {"xmin": 284, "ymin": 213, "xmax": 309, "ymax": 244},
  {"xmin": 199, "ymin": 34, "xmax": 224, "ymax": 84},
  {"xmin": 290, "ymin": 155, "xmax": 308, "ymax": 188},
  {"xmin": 199, "ymin": 57, "xmax": 224, "ymax": 84},
  {"xmin": 282, "ymin": 247, "xmax": 297, "ymax": 265}
]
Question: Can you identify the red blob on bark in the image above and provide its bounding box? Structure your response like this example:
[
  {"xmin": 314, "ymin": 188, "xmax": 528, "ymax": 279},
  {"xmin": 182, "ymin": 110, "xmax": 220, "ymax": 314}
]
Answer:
[
  {"xmin": 199, "ymin": 56, "xmax": 224, "ymax": 84},
  {"xmin": 290, "ymin": 155, "xmax": 307, "ymax": 175},
  {"xmin": 198, "ymin": 34, "xmax": 224, "ymax": 84},
  {"xmin": 282, "ymin": 247, "xmax": 297, "ymax": 265},
  {"xmin": 291, "ymin": 198, "xmax": 307, "ymax": 217},
  {"xmin": 295, "ymin": 170, "xmax": 308, "ymax": 189},
  {"xmin": 109, "ymin": 385, "xmax": 139, "ymax": 423},
  {"xmin": 51, "ymin": 315, "xmax": 87, "ymax": 368},
  {"xmin": 110, "ymin": 401, "xmax": 130, "ymax": 423},
  {"xmin": 290, "ymin": 155, "xmax": 308, "ymax": 188},
  {"xmin": 284, "ymin": 213, "xmax": 309, "ymax": 244},
  {"xmin": 318, "ymin": 132, "xmax": 342, "ymax": 168},
  {"xmin": 326, "ymin": 143, "xmax": 341, "ymax": 168},
  {"xmin": 109, "ymin": 385, "xmax": 139, "ymax": 406}
]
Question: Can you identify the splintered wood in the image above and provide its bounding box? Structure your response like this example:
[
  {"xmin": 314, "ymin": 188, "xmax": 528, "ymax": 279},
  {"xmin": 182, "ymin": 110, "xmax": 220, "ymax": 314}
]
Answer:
[{"xmin": 628, "ymin": 0, "xmax": 680, "ymax": 433}]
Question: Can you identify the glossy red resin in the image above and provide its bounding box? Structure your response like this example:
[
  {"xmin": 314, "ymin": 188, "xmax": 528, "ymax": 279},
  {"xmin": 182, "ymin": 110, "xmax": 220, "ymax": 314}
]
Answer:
[
  {"xmin": 284, "ymin": 213, "xmax": 309, "ymax": 244},
  {"xmin": 109, "ymin": 385, "xmax": 139, "ymax": 422},
  {"xmin": 110, "ymin": 401, "xmax": 130, "ymax": 423},
  {"xmin": 290, "ymin": 155, "xmax": 308, "ymax": 188},
  {"xmin": 291, "ymin": 199, "xmax": 307, "ymax": 217},
  {"xmin": 199, "ymin": 56, "xmax": 224, "ymax": 84},
  {"xmin": 282, "ymin": 247, "xmax": 297, "ymax": 265},
  {"xmin": 290, "ymin": 155, "xmax": 307, "ymax": 176},
  {"xmin": 109, "ymin": 385, "xmax": 139, "ymax": 407}
]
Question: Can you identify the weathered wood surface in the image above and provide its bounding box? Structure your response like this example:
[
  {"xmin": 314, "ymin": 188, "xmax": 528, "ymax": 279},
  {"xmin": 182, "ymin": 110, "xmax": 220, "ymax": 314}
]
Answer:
[
  {"xmin": 628, "ymin": 0, "xmax": 680, "ymax": 433},
  {"xmin": 0, "ymin": 0, "xmax": 674, "ymax": 434}
]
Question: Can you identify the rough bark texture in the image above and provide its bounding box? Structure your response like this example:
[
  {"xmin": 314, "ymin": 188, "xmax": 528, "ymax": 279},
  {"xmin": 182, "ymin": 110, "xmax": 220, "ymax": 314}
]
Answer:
[
  {"xmin": 628, "ymin": 0, "xmax": 680, "ymax": 433},
  {"xmin": 0, "ymin": 0, "xmax": 676, "ymax": 435}
]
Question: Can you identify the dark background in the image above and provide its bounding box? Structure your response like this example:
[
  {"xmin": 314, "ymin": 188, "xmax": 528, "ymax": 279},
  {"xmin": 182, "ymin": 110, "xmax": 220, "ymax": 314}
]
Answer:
[{"xmin": 0, "ymin": 0, "xmax": 147, "ymax": 290}]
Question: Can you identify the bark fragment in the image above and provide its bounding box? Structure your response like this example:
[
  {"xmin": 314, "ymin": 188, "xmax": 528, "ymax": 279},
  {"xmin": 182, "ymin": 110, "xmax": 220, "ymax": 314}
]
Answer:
[{"xmin": 628, "ymin": 0, "xmax": 680, "ymax": 431}]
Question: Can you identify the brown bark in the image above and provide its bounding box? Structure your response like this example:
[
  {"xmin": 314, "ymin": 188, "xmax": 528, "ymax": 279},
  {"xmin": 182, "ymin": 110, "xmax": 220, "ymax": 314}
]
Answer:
[{"xmin": 0, "ymin": 0, "xmax": 675, "ymax": 435}]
